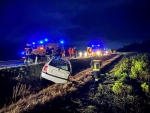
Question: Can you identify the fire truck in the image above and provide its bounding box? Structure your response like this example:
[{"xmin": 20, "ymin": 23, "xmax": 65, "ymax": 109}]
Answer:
[
  {"xmin": 21, "ymin": 39, "xmax": 64, "ymax": 58},
  {"xmin": 86, "ymin": 44, "xmax": 111, "ymax": 56}
]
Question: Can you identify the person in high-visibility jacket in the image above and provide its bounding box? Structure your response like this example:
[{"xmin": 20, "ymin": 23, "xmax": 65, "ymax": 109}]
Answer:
[
  {"xmin": 24, "ymin": 43, "xmax": 32, "ymax": 64},
  {"xmin": 68, "ymin": 48, "xmax": 72, "ymax": 57},
  {"xmin": 90, "ymin": 59, "xmax": 102, "ymax": 82}
]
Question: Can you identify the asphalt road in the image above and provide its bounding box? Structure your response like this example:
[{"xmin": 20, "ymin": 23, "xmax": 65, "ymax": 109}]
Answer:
[
  {"xmin": 0, "ymin": 56, "xmax": 91, "ymax": 69},
  {"xmin": 0, "ymin": 54, "xmax": 117, "ymax": 69},
  {"xmin": 0, "ymin": 60, "xmax": 25, "ymax": 69}
]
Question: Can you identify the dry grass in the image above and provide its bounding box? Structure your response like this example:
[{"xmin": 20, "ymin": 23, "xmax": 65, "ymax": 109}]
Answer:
[
  {"xmin": 12, "ymin": 83, "xmax": 31, "ymax": 102},
  {"xmin": 0, "ymin": 76, "xmax": 92, "ymax": 113},
  {"xmin": 0, "ymin": 54, "xmax": 121, "ymax": 113}
]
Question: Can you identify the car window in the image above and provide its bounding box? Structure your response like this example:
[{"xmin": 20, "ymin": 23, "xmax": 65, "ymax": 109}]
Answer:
[{"xmin": 49, "ymin": 59, "xmax": 70, "ymax": 71}]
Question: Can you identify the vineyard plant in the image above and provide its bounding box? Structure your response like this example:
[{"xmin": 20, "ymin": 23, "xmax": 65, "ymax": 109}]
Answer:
[{"xmin": 73, "ymin": 53, "xmax": 150, "ymax": 113}]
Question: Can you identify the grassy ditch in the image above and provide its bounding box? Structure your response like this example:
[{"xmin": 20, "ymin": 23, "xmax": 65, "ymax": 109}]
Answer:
[
  {"xmin": 0, "ymin": 54, "xmax": 121, "ymax": 113},
  {"xmin": 23, "ymin": 53, "xmax": 150, "ymax": 113},
  {"xmin": 0, "ymin": 63, "xmax": 46, "ymax": 108},
  {"xmin": 0, "ymin": 54, "xmax": 117, "ymax": 110},
  {"xmin": 28, "ymin": 52, "xmax": 150, "ymax": 113}
]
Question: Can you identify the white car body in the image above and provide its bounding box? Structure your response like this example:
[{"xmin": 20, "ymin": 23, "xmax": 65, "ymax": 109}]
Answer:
[{"xmin": 41, "ymin": 58, "xmax": 72, "ymax": 83}]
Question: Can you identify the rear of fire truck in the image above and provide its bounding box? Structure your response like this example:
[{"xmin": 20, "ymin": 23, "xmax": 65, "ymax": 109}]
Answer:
[
  {"xmin": 32, "ymin": 40, "xmax": 64, "ymax": 56},
  {"xmin": 21, "ymin": 39, "xmax": 64, "ymax": 59}
]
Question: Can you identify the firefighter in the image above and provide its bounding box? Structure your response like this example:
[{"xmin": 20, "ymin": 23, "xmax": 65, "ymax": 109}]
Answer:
[
  {"xmin": 49, "ymin": 46, "xmax": 54, "ymax": 58},
  {"xmin": 50, "ymin": 46, "xmax": 55, "ymax": 57},
  {"xmin": 90, "ymin": 59, "xmax": 102, "ymax": 82},
  {"xmin": 74, "ymin": 47, "xmax": 76, "ymax": 58},
  {"xmin": 55, "ymin": 45, "xmax": 61, "ymax": 58},
  {"xmin": 24, "ymin": 43, "xmax": 32, "ymax": 64},
  {"xmin": 68, "ymin": 48, "xmax": 72, "ymax": 57},
  {"xmin": 71, "ymin": 48, "xmax": 74, "ymax": 58},
  {"xmin": 46, "ymin": 46, "xmax": 51, "ymax": 61},
  {"xmin": 62, "ymin": 49, "xmax": 65, "ymax": 57}
]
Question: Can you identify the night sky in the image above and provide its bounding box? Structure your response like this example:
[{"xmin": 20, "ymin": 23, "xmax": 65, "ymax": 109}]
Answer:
[{"xmin": 0, "ymin": 0, "xmax": 150, "ymax": 51}]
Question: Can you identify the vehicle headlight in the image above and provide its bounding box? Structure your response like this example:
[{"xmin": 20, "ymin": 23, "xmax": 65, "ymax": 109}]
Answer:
[
  {"xmin": 84, "ymin": 52, "xmax": 87, "ymax": 57},
  {"xmin": 79, "ymin": 52, "xmax": 82, "ymax": 56},
  {"xmin": 96, "ymin": 51, "xmax": 100, "ymax": 55},
  {"xmin": 92, "ymin": 52, "xmax": 94, "ymax": 55}
]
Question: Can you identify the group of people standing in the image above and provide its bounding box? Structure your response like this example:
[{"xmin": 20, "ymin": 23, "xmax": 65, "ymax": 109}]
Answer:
[
  {"xmin": 46, "ymin": 45, "xmax": 65, "ymax": 60},
  {"xmin": 68, "ymin": 47, "xmax": 76, "ymax": 58}
]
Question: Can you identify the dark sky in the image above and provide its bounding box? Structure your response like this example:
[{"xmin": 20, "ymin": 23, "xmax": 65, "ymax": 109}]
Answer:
[{"xmin": 0, "ymin": 0, "xmax": 150, "ymax": 49}]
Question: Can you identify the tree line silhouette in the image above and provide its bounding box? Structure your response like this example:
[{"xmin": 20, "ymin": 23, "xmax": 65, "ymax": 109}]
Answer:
[{"xmin": 117, "ymin": 39, "xmax": 150, "ymax": 52}]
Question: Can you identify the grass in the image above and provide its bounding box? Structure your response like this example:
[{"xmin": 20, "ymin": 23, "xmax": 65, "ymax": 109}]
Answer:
[
  {"xmin": 24, "ymin": 53, "xmax": 150, "ymax": 113},
  {"xmin": 0, "ymin": 54, "xmax": 121, "ymax": 113},
  {"xmin": 12, "ymin": 83, "xmax": 31, "ymax": 102}
]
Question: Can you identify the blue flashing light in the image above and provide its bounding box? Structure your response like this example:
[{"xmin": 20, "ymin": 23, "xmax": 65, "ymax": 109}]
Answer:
[
  {"xmin": 32, "ymin": 42, "xmax": 35, "ymax": 44},
  {"xmin": 92, "ymin": 45, "xmax": 94, "ymax": 47},
  {"xmin": 98, "ymin": 44, "xmax": 100, "ymax": 46},
  {"xmin": 21, "ymin": 51, "xmax": 25, "ymax": 55},
  {"xmin": 40, "ymin": 41, "xmax": 43, "ymax": 44},
  {"xmin": 60, "ymin": 40, "xmax": 64, "ymax": 44},
  {"xmin": 44, "ymin": 38, "xmax": 48, "ymax": 41}
]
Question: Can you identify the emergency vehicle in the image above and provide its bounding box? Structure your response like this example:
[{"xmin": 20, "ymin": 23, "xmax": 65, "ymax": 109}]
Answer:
[
  {"xmin": 21, "ymin": 39, "xmax": 64, "ymax": 58},
  {"xmin": 91, "ymin": 44, "xmax": 104, "ymax": 56},
  {"xmin": 86, "ymin": 45, "xmax": 111, "ymax": 56},
  {"xmin": 103, "ymin": 48, "xmax": 112, "ymax": 55}
]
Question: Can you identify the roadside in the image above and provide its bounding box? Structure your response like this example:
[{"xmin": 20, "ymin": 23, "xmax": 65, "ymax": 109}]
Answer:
[
  {"xmin": 0, "ymin": 54, "xmax": 121, "ymax": 113},
  {"xmin": 33, "ymin": 53, "xmax": 150, "ymax": 113}
]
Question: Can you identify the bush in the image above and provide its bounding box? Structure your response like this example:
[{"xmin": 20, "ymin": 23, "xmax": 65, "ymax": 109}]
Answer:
[
  {"xmin": 98, "ymin": 83, "xmax": 103, "ymax": 91},
  {"xmin": 114, "ymin": 58, "xmax": 129, "ymax": 79},
  {"xmin": 130, "ymin": 66, "xmax": 138, "ymax": 79},
  {"xmin": 131, "ymin": 60, "xmax": 149, "ymax": 80},
  {"xmin": 141, "ymin": 82, "xmax": 149, "ymax": 93},
  {"xmin": 122, "ymin": 85, "xmax": 132, "ymax": 95},
  {"xmin": 78, "ymin": 105, "xmax": 97, "ymax": 113},
  {"xmin": 112, "ymin": 81, "xmax": 123, "ymax": 95}
]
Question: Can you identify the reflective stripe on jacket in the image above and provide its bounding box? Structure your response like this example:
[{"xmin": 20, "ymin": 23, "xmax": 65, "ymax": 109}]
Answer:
[{"xmin": 92, "ymin": 60, "xmax": 101, "ymax": 71}]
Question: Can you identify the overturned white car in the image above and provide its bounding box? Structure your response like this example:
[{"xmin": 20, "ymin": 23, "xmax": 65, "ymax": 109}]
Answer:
[{"xmin": 40, "ymin": 58, "xmax": 72, "ymax": 83}]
